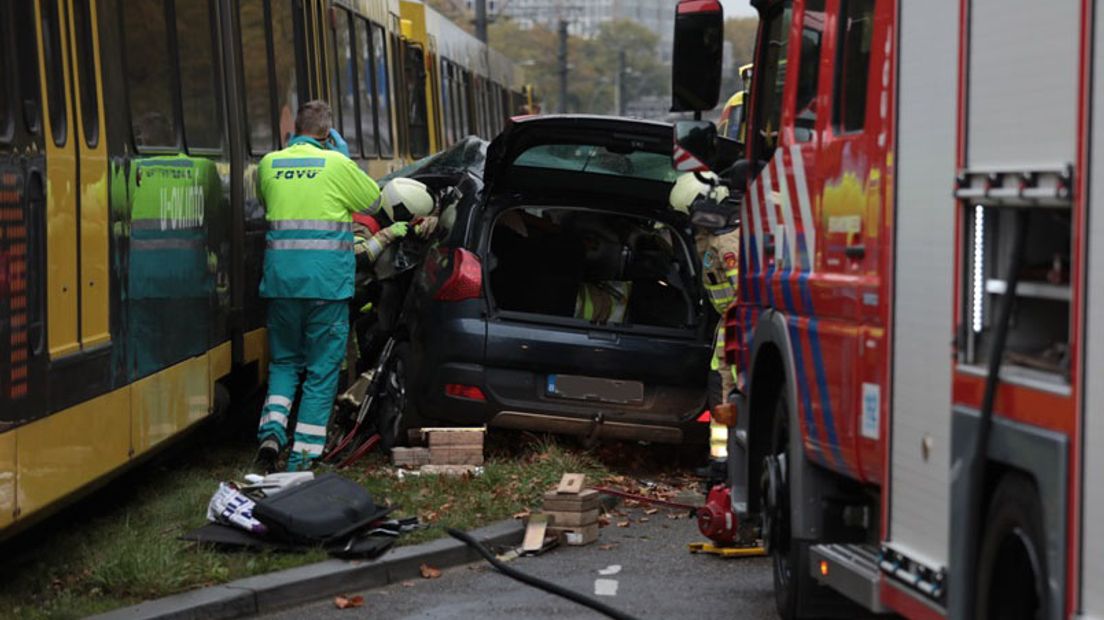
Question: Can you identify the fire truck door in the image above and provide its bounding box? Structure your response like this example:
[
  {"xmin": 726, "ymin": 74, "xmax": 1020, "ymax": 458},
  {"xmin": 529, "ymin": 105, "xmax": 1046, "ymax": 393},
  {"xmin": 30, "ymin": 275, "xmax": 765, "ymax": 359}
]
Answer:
[
  {"xmin": 885, "ymin": 0, "xmax": 958, "ymax": 577},
  {"xmin": 1080, "ymin": 2, "xmax": 1104, "ymax": 613}
]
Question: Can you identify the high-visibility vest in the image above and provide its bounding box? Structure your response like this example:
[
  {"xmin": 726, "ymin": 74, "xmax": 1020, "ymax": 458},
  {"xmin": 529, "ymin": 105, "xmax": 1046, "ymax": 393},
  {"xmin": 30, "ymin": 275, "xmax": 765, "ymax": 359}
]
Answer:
[
  {"xmin": 257, "ymin": 142, "xmax": 381, "ymax": 300},
  {"xmin": 699, "ymin": 227, "xmax": 741, "ymax": 316},
  {"xmin": 128, "ymin": 154, "xmax": 221, "ymax": 299},
  {"xmin": 575, "ymin": 281, "xmax": 632, "ymax": 324}
]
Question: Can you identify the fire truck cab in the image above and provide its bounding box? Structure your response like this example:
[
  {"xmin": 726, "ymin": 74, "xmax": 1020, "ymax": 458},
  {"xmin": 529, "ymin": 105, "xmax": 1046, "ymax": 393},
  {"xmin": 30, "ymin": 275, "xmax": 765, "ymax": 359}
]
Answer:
[{"xmin": 672, "ymin": 0, "xmax": 1104, "ymax": 618}]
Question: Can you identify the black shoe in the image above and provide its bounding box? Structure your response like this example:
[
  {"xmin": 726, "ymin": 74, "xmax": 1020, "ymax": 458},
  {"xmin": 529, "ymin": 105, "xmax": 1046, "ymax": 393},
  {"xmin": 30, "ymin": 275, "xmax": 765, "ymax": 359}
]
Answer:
[{"xmin": 256, "ymin": 437, "xmax": 280, "ymax": 474}]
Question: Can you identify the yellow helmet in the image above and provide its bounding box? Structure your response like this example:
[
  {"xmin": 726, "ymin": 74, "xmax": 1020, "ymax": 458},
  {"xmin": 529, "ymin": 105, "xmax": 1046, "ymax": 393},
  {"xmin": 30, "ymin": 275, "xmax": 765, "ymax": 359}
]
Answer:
[
  {"xmin": 669, "ymin": 171, "xmax": 730, "ymax": 215},
  {"xmin": 381, "ymin": 177, "xmax": 435, "ymax": 222}
]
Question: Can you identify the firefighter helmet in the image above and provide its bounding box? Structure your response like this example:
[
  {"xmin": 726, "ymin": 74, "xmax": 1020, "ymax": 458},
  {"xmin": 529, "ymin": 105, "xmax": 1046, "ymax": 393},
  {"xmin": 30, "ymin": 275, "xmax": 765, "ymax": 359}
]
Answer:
[
  {"xmin": 380, "ymin": 177, "xmax": 435, "ymax": 222},
  {"xmin": 669, "ymin": 171, "xmax": 730, "ymax": 216}
]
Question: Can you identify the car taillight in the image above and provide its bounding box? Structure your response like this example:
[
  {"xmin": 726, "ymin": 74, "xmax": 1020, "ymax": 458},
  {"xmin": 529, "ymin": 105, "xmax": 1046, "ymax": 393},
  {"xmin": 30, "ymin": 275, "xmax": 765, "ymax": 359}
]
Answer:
[
  {"xmin": 445, "ymin": 383, "xmax": 486, "ymax": 401},
  {"xmin": 434, "ymin": 248, "xmax": 482, "ymax": 302}
]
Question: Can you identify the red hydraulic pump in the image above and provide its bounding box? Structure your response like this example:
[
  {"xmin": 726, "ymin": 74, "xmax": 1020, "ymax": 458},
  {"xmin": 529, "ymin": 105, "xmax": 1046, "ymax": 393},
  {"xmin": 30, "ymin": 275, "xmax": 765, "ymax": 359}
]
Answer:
[{"xmin": 697, "ymin": 484, "xmax": 738, "ymax": 545}]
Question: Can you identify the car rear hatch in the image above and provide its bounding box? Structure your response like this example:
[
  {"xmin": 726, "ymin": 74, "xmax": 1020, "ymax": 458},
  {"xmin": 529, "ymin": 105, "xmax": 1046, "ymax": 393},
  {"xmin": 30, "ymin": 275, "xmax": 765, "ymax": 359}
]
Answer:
[{"xmin": 477, "ymin": 116, "xmax": 712, "ymax": 433}]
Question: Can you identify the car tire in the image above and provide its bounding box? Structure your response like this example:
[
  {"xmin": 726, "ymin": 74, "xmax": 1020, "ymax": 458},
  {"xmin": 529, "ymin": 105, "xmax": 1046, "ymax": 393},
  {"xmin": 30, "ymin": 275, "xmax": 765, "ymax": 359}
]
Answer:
[
  {"xmin": 766, "ymin": 394, "xmax": 802, "ymax": 620},
  {"xmin": 379, "ymin": 342, "xmax": 424, "ymax": 449},
  {"xmin": 975, "ymin": 472, "xmax": 1048, "ymax": 620}
]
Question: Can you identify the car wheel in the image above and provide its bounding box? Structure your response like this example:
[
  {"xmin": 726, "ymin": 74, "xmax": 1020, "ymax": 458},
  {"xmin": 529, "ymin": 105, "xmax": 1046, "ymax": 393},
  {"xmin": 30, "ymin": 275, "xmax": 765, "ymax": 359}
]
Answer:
[
  {"xmin": 379, "ymin": 342, "xmax": 423, "ymax": 449},
  {"xmin": 975, "ymin": 472, "xmax": 1048, "ymax": 620}
]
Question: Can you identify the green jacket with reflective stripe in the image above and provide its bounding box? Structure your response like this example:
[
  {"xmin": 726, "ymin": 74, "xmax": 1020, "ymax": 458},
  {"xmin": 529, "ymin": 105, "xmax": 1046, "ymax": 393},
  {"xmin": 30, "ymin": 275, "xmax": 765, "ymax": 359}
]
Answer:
[{"xmin": 257, "ymin": 142, "xmax": 381, "ymax": 300}]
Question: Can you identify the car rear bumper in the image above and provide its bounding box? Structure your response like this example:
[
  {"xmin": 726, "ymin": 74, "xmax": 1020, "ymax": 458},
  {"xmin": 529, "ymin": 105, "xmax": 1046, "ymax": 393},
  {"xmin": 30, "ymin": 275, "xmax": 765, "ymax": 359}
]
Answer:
[{"xmin": 413, "ymin": 361, "xmax": 709, "ymax": 445}]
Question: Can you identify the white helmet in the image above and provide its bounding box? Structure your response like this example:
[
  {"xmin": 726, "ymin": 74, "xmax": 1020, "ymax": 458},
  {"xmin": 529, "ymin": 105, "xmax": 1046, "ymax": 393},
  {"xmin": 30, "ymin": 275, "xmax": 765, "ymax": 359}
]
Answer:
[
  {"xmin": 380, "ymin": 178, "xmax": 435, "ymax": 221},
  {"xmin": 669, "ymin": 171, "xmax": 730, "ymax": 215}
]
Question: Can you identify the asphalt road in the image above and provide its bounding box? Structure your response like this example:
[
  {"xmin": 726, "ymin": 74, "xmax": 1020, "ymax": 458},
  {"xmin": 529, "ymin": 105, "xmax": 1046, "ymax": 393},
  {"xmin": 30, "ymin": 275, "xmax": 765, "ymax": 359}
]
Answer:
[{"xmin": 265, "ymin": 505, "xmax": 777, "ymax": 620}]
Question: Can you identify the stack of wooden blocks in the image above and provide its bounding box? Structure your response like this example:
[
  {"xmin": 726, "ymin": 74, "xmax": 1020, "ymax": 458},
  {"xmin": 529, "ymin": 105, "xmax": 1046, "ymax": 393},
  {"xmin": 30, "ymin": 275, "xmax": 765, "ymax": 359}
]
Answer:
[
  {"xmin": 543, "ymin": 474, "xmax": 599, "ymax": 546},
  {"xmin": 427, "ymin": 427, "xmax": 485, "ymax": 466}
]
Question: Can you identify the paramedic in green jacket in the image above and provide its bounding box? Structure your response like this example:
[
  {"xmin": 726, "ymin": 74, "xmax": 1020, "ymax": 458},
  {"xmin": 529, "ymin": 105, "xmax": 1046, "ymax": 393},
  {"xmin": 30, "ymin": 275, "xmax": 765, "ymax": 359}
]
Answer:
[{"xmin": 255, "ymin": 100, "xmax": 381, "ymax": 472}]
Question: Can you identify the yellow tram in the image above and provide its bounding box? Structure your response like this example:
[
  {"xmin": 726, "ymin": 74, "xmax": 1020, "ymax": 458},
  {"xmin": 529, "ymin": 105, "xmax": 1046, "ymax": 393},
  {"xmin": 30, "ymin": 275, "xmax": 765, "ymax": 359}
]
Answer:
[{"xmin": 0, "ymin": 0, "xmax": 525, "ymax": 539}]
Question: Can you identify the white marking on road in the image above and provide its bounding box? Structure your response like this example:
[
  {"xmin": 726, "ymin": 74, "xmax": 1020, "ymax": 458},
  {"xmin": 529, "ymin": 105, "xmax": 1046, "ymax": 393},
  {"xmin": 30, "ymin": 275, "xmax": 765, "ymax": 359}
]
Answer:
[
  {"xmin": 594, "ymin": 578, "xmax": 619, "ymax": 596},
  {"xmin": 597, "ymin": 565, "xmax": 622, "ymax": 576}
]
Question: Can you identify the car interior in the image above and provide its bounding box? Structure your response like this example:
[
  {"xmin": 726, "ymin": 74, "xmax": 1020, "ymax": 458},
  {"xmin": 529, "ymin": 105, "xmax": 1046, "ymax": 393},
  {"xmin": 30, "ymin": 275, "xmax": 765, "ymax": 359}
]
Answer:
[{"xmin": 486, "ymin": 207, "xmax": 698, "ymax": 330}]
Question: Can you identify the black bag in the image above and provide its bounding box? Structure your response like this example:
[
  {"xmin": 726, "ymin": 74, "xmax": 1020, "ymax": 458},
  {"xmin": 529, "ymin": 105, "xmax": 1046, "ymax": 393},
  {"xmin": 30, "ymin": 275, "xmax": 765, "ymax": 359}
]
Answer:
[{"xmin": 253, "ymin": 473, "xmax": 390, "ymax": 544}]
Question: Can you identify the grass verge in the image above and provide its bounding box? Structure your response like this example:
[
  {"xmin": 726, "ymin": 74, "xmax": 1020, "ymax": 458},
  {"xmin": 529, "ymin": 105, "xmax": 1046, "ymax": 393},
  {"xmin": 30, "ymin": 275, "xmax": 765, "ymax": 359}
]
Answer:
[{"xmin": 0, "ymin": 432, "xmax": 614, "ymax": 620}]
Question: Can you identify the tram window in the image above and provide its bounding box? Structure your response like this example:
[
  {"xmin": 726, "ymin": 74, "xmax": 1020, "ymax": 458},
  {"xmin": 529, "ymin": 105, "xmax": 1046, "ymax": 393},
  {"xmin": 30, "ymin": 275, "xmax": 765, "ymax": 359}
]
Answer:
[
  {"xmin": 460, "ymin": 71, "xmax": 472, "ymax": 135},
  {"xmin": 41, "ymin": 0, "xmax": 68, "ymax": 146},
  {"xmin": 440, "ymin": 60, "xmax": 451, "ymax": 145},
  {"xmin": 356, "ymin": 18, "xmax": 378, "ymax": 158},
  {"xmin": 833, "ymin": 0, "xmax": 873, "ymax": 133},
  {"xmin": 0, "ymin": 1, "xmax": 13, "ymax": 142},
  {"xmin": 795, "ymin": 0, "xmax": 825, "ymax": 143},
  {"xmin": 405, "ymin": 45, "xmax": 428, "ymax": 159},
  {"xmin": 12, "ymin": 0, "xmax": 39, "ymax": 134},
  {"xmin": 371, "ymin": 24, "xmax": 392, "ymax": 157},
  {"xmin": 332, "ymin": 10, "xmax": 359, "ymax": 155},
  {"xmin": 270, "ymin": 0, "xmax": 301, "ymax": 147},
  {"xmin": 71, "ymin": 0, "xmax": 98, "ymax": 146},
  {"xmin": 176, "ymin": 0, "xmax": 223, "ymax": 150},
  {"xmin": 123, "ymin": 0, "xmax": 178, "ymax": 149},
  {"xmin": 239, "ymin": 0, "xmax": 273, "ymax": 153}
]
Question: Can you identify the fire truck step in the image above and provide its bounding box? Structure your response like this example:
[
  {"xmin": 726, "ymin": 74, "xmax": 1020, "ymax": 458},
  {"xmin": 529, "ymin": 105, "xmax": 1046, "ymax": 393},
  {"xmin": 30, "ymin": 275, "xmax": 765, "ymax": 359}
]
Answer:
[
  {"xmin": 687, "ymin": 541, "xmax": 766, "ymax": 558},
  {"xmin": 808, "ymin": 544, "xmax": 888, "ymax": 614}
]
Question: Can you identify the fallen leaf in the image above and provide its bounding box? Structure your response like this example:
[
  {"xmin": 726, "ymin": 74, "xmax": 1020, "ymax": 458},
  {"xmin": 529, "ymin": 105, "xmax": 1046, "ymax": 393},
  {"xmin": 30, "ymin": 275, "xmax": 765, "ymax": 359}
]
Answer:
[
  {"xmin": 334, "ymin": 595, "xmax": 364, "ymax": 609},
  {"xmin": 419, "ymin": 563, "xmax": 442, "ymax": 579},
  {"xmin": 598, "ymin": 515, "xmax": 611, "ymax": 528},
  {"xmin": 598, "ymin": 543, "xmax": 618, "ymax": 551},
  {"xmin": 644, "ymin": 508, "xmax": 659, "ymax": 515},
  {"xmin": 640, "ymin": 517, "xmax": 650, "ymax": 523},
  {"xmin": 401, "ymin": 581, "xmax": 415, "ymax": 588},
  {"xmin": 617, "ymin": 521, "xmax": 630, "ymax": 528},
  {"xmin": 513, "ymin": 509, "xmax": 531, "ymax": 520}
]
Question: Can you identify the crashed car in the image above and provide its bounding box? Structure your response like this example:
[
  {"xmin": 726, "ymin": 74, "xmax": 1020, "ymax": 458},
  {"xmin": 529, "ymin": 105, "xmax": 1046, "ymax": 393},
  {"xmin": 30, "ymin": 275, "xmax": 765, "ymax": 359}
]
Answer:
[{"xmin": 387, "ymin": 116, "xmax": 714, "ymax": 445}]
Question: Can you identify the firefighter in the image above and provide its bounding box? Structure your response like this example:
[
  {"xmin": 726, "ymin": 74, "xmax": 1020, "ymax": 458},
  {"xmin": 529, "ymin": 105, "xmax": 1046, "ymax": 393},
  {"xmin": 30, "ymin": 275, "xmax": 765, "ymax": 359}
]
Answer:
[
  {"xmin": 255, "ymin": 100, "xmax": 382, "ymax": 472},
  {"xmin": 670, "ymin": 171, "xmax": 740, "ymax": 482}
]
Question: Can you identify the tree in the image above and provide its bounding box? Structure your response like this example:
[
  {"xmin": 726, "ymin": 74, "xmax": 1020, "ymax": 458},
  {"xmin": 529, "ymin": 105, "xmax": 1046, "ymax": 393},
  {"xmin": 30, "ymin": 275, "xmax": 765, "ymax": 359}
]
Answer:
[{"xmin": 489, "ymin": 18, "xmax": 668, "ymax": 115}]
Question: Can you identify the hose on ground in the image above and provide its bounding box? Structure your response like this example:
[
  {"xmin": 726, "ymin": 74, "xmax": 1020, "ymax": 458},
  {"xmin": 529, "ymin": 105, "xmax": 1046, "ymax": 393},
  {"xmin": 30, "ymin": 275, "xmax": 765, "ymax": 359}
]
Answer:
[{"xmin": 446, "ymin": 527, "xmax": 638, "ymax": 620}]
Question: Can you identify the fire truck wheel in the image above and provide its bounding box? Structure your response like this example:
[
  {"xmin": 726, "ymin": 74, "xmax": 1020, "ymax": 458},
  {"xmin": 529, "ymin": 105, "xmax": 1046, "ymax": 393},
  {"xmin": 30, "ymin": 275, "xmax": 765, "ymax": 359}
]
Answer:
[
  {"xmin": 766, "ymin": 395, "xmax": 801, "ymax": 619},
  {"xmin": 974, "ymin": 472, "xmax": 1048, "ymax": 620}
]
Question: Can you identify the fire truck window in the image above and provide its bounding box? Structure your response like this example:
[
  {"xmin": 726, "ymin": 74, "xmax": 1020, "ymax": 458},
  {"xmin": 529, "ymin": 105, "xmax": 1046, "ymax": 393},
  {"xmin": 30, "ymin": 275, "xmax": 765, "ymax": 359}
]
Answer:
[
  {"xmin": 833, "ymin": 0, "xmax": 874, "ymax": 133},
  {"xmin": 795, "ymin": 0, "xmax": 826, "ymax": 143},
  {"xmin": 751, "ymin": 2, "xmax": 792, "ymax": 159}
]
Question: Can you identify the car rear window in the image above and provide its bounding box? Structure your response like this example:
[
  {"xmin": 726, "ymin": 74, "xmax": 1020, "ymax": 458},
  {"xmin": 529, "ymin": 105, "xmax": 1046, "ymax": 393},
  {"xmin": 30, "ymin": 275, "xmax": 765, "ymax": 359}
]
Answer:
[{"xmin": 513, "ymin": 144, "xmax": 678, "ymax": 183}]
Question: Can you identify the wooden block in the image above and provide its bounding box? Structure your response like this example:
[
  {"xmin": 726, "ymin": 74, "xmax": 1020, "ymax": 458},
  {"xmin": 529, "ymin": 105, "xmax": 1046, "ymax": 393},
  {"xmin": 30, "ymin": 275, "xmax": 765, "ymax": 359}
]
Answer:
[
  {"xmin": 391, "ymin": 447, "xmax": 431, "ymax": 467},
  {"xmin": 426, "ymin": 428, "xmax": 485, "ymax": 447},
  {"xmin": 522, "ymin": 514, "xmax": 549, "ymax": 553},
  {"xmin": 544, "ymin": 508, "xmax": 599, "ymax": 528},
  {"xmin": 542, "ymin": 488, "xmax": 599, "ymax": 512},
  {"xmin": 430, "ymin": 446, "xmax": 484, "ymax": 465},
  {"xmin": 556, "ymin": 473, "xmax": 586, "ymax": 494},
  {"xmin": 550, "ymin": 523, "xmax": 599, "ymax": 546}
]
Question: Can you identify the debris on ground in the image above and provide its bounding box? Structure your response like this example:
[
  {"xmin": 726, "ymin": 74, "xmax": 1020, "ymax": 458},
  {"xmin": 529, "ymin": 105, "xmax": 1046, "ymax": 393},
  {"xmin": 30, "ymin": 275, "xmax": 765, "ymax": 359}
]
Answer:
[
  {"xmin": 333, "ymin": 595, "xmax": 364, "ymax": 609},
  {"xmin": 419, "ymin": 563, "xmax": 443, "ymax": 579},
  {"xmin": 189, "ymin": 473, "xmax": 404, "ymax": 560},
  {"xmin": 206, "ymin": 482, "xmax": 267, "ymax": 535}
]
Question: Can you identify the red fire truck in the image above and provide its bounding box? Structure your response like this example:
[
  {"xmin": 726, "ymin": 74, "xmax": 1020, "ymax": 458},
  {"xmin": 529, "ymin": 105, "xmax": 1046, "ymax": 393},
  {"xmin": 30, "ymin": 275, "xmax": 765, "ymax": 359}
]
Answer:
[{"xmin": 672, "ymin": 0, "xmax": 1102, "ymax": 618}]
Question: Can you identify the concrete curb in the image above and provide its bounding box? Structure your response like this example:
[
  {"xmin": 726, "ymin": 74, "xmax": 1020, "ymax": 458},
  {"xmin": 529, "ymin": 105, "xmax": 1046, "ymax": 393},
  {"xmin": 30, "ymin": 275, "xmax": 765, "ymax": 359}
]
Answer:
[{"xmin": 92, "ymin": 519, "xmax": 525, "ymax": 620}]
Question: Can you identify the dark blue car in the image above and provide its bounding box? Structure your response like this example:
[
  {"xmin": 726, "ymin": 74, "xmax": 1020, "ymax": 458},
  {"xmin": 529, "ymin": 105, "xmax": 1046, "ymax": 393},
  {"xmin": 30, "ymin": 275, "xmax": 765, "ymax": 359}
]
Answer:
[{"xmin": 386, "ymin": 116, "xmax": 714, "ymax": 445}]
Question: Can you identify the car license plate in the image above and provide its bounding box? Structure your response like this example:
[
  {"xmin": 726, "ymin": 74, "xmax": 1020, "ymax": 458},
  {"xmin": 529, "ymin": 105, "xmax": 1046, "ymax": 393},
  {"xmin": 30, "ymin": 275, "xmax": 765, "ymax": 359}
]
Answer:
[{"xmin": 546, "ymin": 374, "xmax": 644, "ymax": 405}]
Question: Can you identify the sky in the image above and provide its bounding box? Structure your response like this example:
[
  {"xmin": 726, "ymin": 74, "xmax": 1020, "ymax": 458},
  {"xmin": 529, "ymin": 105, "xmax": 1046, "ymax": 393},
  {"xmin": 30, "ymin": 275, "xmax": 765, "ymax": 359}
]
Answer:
[{"xmin": 719, "ymin": 0, "xmax": 758, "ymax": 18}]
